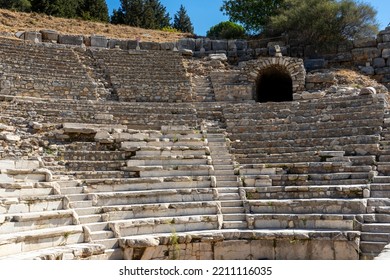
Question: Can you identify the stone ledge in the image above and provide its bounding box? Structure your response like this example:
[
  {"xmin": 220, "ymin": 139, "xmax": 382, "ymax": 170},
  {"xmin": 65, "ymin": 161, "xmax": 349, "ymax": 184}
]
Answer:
[{"xmin": 0, "ymin": 243, "xmax": 105, "ymax": 260}]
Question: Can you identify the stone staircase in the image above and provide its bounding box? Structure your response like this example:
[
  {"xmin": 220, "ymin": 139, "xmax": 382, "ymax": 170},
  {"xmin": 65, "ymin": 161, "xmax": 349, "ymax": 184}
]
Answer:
[
  {"xmin": 360, "ymin": 108, "xmax": 390, "ymax": 259},
  {"xmin": 192, "ymin": 76, "xmax": 216, "ymax": 102},
  {"xmin": 203, "ymin": 123, "xmax": 246, "ymax": 229}
]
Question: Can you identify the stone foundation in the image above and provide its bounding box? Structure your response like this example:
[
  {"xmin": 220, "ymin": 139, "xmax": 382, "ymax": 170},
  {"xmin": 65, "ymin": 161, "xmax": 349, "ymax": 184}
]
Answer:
[{"xmin": 120, "ymin": 230, "xmax": 360, "ymax": 260}]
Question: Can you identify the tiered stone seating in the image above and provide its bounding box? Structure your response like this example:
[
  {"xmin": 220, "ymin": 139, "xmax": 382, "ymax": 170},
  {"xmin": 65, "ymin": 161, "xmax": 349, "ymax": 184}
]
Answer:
[
  {"xmin": 52, "ymin": 125, "xmax": 220, "ymax": 259},
  {"xmin": 223, "ymin": 94, "xmax": 386, "ymax": 258},
  {"xmin": 360, "ymin": 108, "xmax": 390, "ymax": 259},
  {"xmin": 0, "ymin": 38, "xmax": 98, "ymax": 100},
  {"xmin": 92, "ymin": 49, "xmax": 192, "ymax": 102},
  {"xmin": 0, "ymin": 97, "xmax": 198, "ymax": 130},
  {"xmin": 0, "ymin": 160, "xmax": 102, "ymax": 260}
]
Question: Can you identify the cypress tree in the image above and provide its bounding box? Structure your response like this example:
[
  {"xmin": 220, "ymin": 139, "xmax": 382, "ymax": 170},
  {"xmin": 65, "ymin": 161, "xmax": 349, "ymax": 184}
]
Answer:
[{"xmin": 173, "ymin": 5, "xmax": 194, "ymax": 33}]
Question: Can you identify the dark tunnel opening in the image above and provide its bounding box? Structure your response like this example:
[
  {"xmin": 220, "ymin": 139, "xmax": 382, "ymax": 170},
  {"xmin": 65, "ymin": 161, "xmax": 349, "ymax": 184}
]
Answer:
[{"xmin": 256, "ymin": 67, "xmax": 293, "ymax": 103}]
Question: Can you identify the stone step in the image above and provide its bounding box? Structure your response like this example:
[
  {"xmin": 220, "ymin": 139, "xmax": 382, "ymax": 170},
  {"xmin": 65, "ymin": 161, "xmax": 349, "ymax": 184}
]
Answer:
[
  {"xmin": 360, "ymin": 241, "xmax": 388, "ymax": 254},
  {"xmin": 212, "ymin": 159, "xmax": 233, "ymax": 165},
  {"xmin": 0, "ymin": 225, "xmax": 84, "ymax": 258},
  {"xmin": 84, "ymin": 180, "xmax": 211, "ymax": 193},
  {"xmin": 0, "ymin": 210, "xmax": 75, "ymax": 234},
  {"xmin": 218, "ymin": 193, "xmax": 240, "ymax": 200},
  {"xmin": 223, "ymin": 213, "xmax": 246, "ymax": 221},
  {"xmin": 65, "ymin": 161, "xmax": 126, "ymax": 171},
  {"xmin": 213, "ymin": 165, "xmax": 234, "ymax": 171},
  {"xmin": 252, "ymin": 214, "xmax": 355, "ymax": 230},
  {"xmin": 216, "ymin": 176, "xmax": 238, "ymax": 182},
  {"xmin": 361, "ymin": 232, "xmax": 390, "ymax": 243},
  {"xmin": 69, "ymin": 200, "xmax": 94, "ymax": 208},
  {"xmin": 216, "ymin": 181, "xmax": 239, "ymax": 187},
  {"xmin": 364, "ymin": 213, "xmax": 390, "ymax": 223},
  {"xmin": 105, "ymin": 248, "xmax": 124, "ymax": 260},
  {"xmin": 212, "ymin": 170, "xmax": 236, "ymax": 176},
  {"xmin": 361, "ymin": 223, "xmax": 390, "ymax": 233},
  {"xmin": 221, "ymin": 200, "xmax": 243, "ymax": 207},
  {"xmin": 93, "ymin": 238, "xmax": 119, "ymax": 250},
  {"xmin": 244, "ymin": 184, "xmax": 368, "ymax": 200},
  {"xmin": 61, "ymin": 187, "xmax": 84, "ymax": 195},
  {"xmin": 111, "ymin": 215, "xmax": 219, "ymax": 236},
  {"xmin": 371, "ymin": 191, "xmax": 390, "ymax": 198},
  {"xmin": 66, "ymin": 194, "xmax": 89, "ymax": 202},
  {"xmin": 249, "ymin": 199, "xmax": 367, "ymax": 214},
  {"xmin": 89, "ymin": 189, "xmax": 214, "ymax": 206},
  {"xmin": 73, "ymin": 207, "xmax": 102, "ymax": 216},
  {"xmin": 90, "ymin": 230, "xmax": 115, "ymax": 240},
  {"xmin": 139, "ymin": 169, "xmax": 212, "ymax": 177},
  {"xmin": 218, "ymin": 187, "xmax": 240, "ymax": 193},
  {"xmin": 84, "ymin": 222, "xmax": 109, "ymax": 232},
  {"xmin": 222, "ymin": 221, "xmax": 248, "ymax": 229},
  {"xmin": 221, "ymin": 206, "xmax": 245, "ymax": 214},
  {"xmin": 373, "ymin": 176, "xmax": 390, "ymax": 183},
  {"xmin": 78, "ymin": 214, "xmax": 103, "ymax": 224}
]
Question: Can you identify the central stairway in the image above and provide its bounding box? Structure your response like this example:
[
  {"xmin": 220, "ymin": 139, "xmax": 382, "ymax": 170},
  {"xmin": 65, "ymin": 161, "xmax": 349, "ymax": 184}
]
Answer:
[{"xmin": 203, "ymin": 123, "xmax": 246, "ymax": 229}]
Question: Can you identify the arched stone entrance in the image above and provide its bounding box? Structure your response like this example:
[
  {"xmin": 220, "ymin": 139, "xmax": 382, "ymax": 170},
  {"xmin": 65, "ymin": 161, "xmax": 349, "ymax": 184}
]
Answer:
[
  {"xmin": 256, "ymin": 66, "xmax": 293, "ymax": 103},
  {"xmin": 240, "ymin": 57, "xmax": 306, "ymax": 102}
]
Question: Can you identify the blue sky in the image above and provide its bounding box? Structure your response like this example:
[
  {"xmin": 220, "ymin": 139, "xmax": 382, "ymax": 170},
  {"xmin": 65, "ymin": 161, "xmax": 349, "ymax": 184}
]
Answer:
[{"xmin": 106, "ymin": 0, "xmax": 389, "ymax": 36}]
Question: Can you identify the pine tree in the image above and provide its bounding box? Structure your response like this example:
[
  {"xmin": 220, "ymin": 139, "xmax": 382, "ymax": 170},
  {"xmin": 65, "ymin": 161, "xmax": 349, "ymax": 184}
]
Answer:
[
  {"xmin": 173, "ymin": 5, "xmax": 194, "ymax": 33},
  {"xmin": 111, "ymin": 0, "xmax": 170, "ymax": 30},
  {"xmin": 80, "ymin": 0, "xmax": 109, "ymax": 22}
]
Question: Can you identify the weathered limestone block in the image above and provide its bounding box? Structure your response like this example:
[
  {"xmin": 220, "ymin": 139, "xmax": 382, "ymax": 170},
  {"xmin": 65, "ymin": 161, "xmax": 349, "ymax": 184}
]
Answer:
[
  {"xmin": 91, "ymin": 35, "xmax": 108, "ymax": 48},
  {"xmin": 58, "ymin": 34, "xmax": 84, "ymax": 46},
  {"xmin": 24, "ymin": 31, "xmax": 42, "ymax": 43},
  {"xmin": 109, "ymin": 39, "xmax": 128, "ymax": 49},
  {"xmin": 160, "ymin": 42, "xmax": 175, "ymax": 51},
  {"xmin": 212, "ymin": 40, "xmax": 228, "ymax": 51},
  {"xmin": 178, "ymin": 38, "xmax": 196, "ymax": 51},
  {"xmin": 140, "ymin": 42, "xmax": 160, "ymax": 50},
  {"xmin": 40, "ymin": 30, "xmax": 59, "ymax": 43},
  {"xmin": 209, "ymin": 53, "xmax": 227, "ymax": 61}
]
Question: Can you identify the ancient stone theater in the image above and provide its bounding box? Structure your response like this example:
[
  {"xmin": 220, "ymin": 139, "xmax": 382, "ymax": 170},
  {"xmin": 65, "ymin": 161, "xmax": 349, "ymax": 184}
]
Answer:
[{"xmin": 1, "ymin": 27, "xmax": 390, "ymax": 260}]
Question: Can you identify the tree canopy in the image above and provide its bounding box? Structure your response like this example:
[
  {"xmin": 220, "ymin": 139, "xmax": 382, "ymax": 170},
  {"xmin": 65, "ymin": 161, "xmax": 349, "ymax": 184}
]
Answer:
[
  {"xmin": 221, "ymin": 0, "xmax": 285, "ymax": 33},
  {"xmin": 206, "ymin": 21, "xmax": 246, "ymax": 39},
  {"xmin": 173, "ymin": 5, "xmax": 194, "ymax": 33},
  {"xmin": 111, "ymin": 0, "xmax": 170, "ymax": 30},
  {"xmin": 269, "ymin": 0, "xmax": 378, "ymax": 47},
  {"xmin": 0, "ymin": 0, "xmax": 109, "ymax": 22}
]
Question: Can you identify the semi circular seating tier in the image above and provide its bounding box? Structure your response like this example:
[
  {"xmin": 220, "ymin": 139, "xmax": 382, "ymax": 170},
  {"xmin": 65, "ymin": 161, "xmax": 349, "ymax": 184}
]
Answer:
[{"xmin": 1, "ymin": 36, "xmax": 390, "ymax": 260}]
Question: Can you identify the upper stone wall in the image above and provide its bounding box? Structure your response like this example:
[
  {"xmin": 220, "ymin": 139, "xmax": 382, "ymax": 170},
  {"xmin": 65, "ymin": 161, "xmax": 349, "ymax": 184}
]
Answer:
[{"xmin": 15, "ymin": 27, "xmax": 390, "ymax": 91}]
